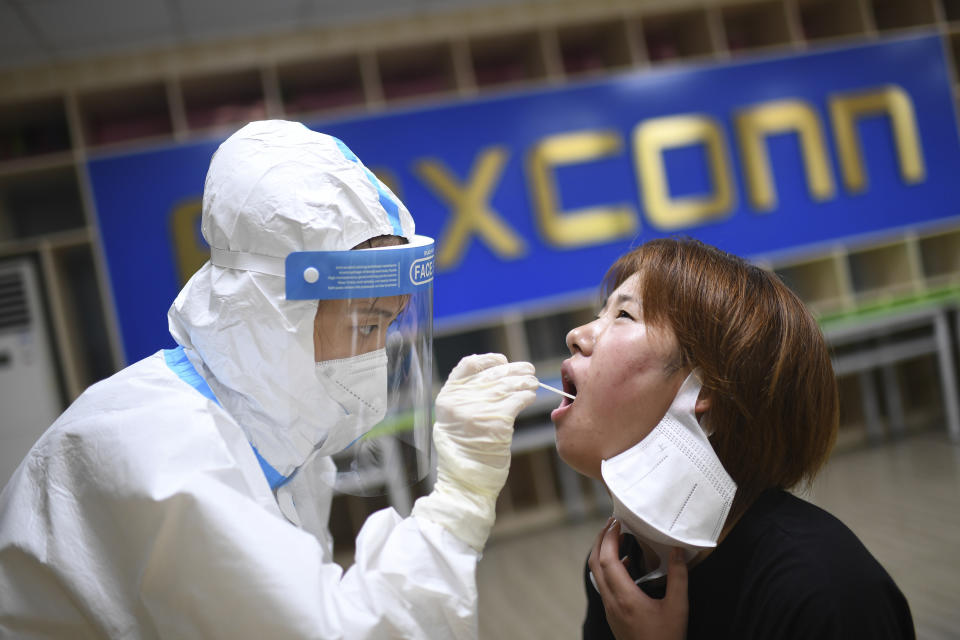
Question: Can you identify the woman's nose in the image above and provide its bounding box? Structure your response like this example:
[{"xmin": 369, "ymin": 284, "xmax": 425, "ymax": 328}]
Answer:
[{"xmin": 566, "ymin": 321, "xmax": 596, "ymax": 356}]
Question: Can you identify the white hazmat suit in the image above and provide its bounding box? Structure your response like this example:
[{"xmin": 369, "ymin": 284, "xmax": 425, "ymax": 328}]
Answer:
[{"xmin": 0, "ymin": 121, "xmax": 538, "ymax": 639}]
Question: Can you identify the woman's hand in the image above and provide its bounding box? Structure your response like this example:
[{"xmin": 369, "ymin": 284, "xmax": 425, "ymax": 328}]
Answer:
[{"xmin": 588, "ymin": 519, "xmax": 689, "ymax": 640}]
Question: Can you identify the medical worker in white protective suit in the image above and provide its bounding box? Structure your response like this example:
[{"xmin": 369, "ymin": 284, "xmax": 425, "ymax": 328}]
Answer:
[{"xmin": 0, "ymin": 120, "xmax": 539, "ymax": 639}]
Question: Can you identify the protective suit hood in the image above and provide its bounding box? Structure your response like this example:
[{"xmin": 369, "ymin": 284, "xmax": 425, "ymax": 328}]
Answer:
[{"xmin": 168, "ymin": 120, "xmax": 415, "ymax": 476}]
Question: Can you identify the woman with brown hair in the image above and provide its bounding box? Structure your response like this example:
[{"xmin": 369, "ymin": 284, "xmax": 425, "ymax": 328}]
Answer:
[{"xmin": 551, "ymin": 237, "xmax": 914, "ymax": 639}]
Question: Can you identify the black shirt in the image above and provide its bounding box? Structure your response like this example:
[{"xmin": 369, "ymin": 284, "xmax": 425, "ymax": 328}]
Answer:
[{"xmin": 583, "ymin": 489, "xmax": 915, "ymax": 639}]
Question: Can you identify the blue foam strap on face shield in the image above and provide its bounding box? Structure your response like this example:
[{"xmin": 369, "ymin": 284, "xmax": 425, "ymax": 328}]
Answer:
[{"xmin": 332, "ymin": 137, "xmax": 404, "ymax": 237}]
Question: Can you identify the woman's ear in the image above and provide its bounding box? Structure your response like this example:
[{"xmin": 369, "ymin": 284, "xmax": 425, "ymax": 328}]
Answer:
[{"xmin": 695, "ymin": 389, "xmax": 712, "ymax": 420}]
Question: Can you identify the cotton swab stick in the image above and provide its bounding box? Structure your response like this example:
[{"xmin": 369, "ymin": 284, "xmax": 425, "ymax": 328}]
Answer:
[{"xmin": 538, "ymin": 381, "xmax": 576, "ymax": 400}]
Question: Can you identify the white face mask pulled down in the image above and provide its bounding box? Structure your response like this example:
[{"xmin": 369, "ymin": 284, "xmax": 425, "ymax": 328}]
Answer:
[{"xmin": 598, "ymin": 371, "xmax": 737, "ymax": 584}]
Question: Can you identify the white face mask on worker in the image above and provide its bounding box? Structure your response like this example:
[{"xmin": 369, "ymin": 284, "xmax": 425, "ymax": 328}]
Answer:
[
  {"xmin": 599, "ymin": 370, "xmax": 737, "ymax": 583},
  {"xmin": 313, "ymin": 348, "xmax": 389, "ymax": 456}
]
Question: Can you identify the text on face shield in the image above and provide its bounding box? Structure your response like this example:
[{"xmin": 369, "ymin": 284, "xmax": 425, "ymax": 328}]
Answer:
[{"xmin": 410, "ymin": 256, "xmax": 434, "ymax": 285}]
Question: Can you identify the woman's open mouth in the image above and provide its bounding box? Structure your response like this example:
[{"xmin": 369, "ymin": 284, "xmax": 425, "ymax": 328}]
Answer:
[
  {"xmin": 552, "ymin": 362, "xmax": 577, "ymax": 423},
  {"xmin": 561, "ymin": 373, "xmax": 577, "ymax": 407}
]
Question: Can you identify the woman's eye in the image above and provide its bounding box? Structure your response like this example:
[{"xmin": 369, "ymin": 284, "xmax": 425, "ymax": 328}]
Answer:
[{"xmin": 617, "ymin": 309, "xmax": 634, "ymax": 320}]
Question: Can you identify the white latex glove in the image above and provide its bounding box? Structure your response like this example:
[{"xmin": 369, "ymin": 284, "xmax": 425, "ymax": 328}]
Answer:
[{"xmin": 412, "ymin": 353, "xmax": 538, "ymax": 551}]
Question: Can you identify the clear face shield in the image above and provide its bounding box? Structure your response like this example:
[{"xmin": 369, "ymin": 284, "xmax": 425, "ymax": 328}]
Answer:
[{"xmin": 285, "ymin": 235, "xmax": 435, "ymax": 497}]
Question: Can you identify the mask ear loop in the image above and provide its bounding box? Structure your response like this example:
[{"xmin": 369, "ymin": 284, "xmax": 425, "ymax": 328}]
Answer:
[
  {"xmin": 673, "ymin": 367, "xmax": 703, "ymax": 411},
  {"xmin": 685, "ymin": 367, "xmax": 715, "ymax": 437}
]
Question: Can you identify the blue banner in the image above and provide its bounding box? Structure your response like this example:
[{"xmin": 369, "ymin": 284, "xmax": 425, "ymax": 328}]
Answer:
[{"xmin": 88, "ymin": 34, "xmax": 960, "ymax": 364}]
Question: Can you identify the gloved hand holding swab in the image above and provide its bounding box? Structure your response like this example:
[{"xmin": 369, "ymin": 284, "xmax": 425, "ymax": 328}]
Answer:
[{"xmin": 538, "ymin": 381, "xmax": 575, "ymax": 400}]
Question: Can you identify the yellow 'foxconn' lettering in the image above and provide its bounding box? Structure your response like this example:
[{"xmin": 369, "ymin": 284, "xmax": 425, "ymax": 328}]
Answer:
[
  {"xmin": 415, "ymin": 146, "xmax": 525, "ymax": 271},
  {"xmin": 735, "ymin": 99, "xmax": 835, "ymax": 211},
  {"xmin": 829, "ymin": 85, "xmax": 925, "ymax": 194},
  {"xmin": 168, "ymin": 86, "xmax": 927, "ymax": 272},
  {"xmin": 633, "ymin": 115, "xmax": 735, "ymax": 230},
  {"xmin": 527, "ymin": 130, "xmax": 638, "ymax": 247},
  {"xmin": 170, "ymin": 198, "xmax": 205, "ymax": 285}
]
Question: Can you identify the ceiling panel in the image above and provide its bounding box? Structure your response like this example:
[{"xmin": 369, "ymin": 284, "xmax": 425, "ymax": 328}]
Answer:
[
  {"xmin": 0, "ymin": 0, "xmax": 539, "ymax": 72},
  {"xmin": 0, "ymin": 2, "xmax": 47, "ymax": 69},
  {"xmin": 178, "ymin": 0, "xmax": 304, "ymax": 38},
  {"xmin": 420, "ymin": 0, "xmax": 522, "ymax": 10},
  {"xmin": 0, "ymin": 3, "xmax": 34, "ymax": 47},
  {"xmin": 21, "ymin": 0, "xmax": 174, "ymax": 50},
  {"xmin": 304, "ymin": 2, "xmax": 416, "ymax": 28}
]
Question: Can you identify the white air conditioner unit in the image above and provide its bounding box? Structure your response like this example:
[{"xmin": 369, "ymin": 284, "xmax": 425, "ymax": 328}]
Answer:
[{"xmin": 0, "ymin": 258, "xmax": 62, "ymax": 488}]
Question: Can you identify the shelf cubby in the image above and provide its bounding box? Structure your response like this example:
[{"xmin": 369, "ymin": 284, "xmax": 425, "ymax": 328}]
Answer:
[
  {"xmin": 498, "ymin": 448, "xmax": 559, "ymax": 512},
  {"xmin": 894, "ymin": 355, "xmax": 945, "ymax": 422},
  {"xmin": 942, "ymin": 0, "xmax": 960, "ymax": 23},
  {"xmin": 278, "ymin": 55, "xmax": 367, "ymax": 116},
  {"xmin": 434, "ymin": 323, "xmax": 511, "ymax": 380},
  {"xmin": 948, "ymin": 32, "xmax": 960, "ymax": 82},
  {"xmin": 46, "ymin": 243, "xmax": 114, "ymax": 394},
  {"xmin": 78, "ymin": 81, "xmax": 173, "ymax": 147},
  {"xmin": 469, "ymin": 30, "xmax": 551, "ymax": 89},
  {"xmin": 0, "ymin": 167, "xmax": 85, "ymax": 241},
  {"xmin": 846, "ymin": 240, "xmax": 919, "ymax": 302},
  {"xmin": 523, "ymin": 305, "xmax": 594, "ymax": 366},
  {"xmin": 0, "ymin": 96, "xmax": 71, "ymax": 163},
  {"xmin": 721, "ymin": 1, "xmax": 795, "ymax": 53},
  {"xmin": 641, "ymin": 8, "xmax": 717, "ymax": 62},
  {"xmin": 797, "ymin": 0, "xmax": 871, "ymax": 41},
  {"xmin": 868, "ymin": 0, "xmax": 938, "ymax": 31},
  {"xmin": 556, "ymin": 19, "xmax": 635, "ymax": 77},
  {"xmin": 835, "ymin": 373, "xmax": 869, "ymax": 450},
  {"xmin": 917, "ymin": 227, "xmax": 960, "ymax": 287},
  {"xmin": 377, "ymin": 42, "xmax": 457, "ymax": 103},
  {"xmin": 774, "ymin": 253, "xmax": 851, "ymax": 315},
  {"xmin": 181, "ymin": 68, "xmax": 267, "ymax": 131}
]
